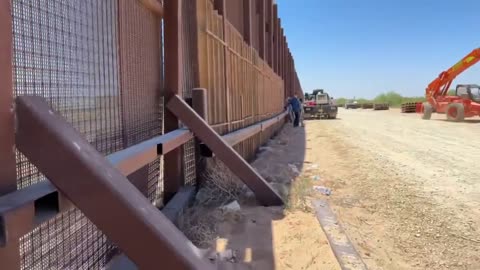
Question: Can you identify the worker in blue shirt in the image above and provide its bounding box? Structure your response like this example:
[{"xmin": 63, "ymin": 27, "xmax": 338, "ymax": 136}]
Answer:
[{"xmin": 288, "ymin": 94, "xmax": 302, "ymax": 127}]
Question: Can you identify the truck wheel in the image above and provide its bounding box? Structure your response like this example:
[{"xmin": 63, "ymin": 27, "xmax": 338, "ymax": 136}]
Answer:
[
  {"xmin": 421, "ymin": 102, "xmax": 433, "ymax": 120},
  {"xmin": 446, "ymin": 103, "xmax": 465, "ymax": 122}
]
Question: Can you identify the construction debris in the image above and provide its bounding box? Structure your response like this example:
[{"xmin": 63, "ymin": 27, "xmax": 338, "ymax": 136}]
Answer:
[
  {"xmin": 220, "ymin": 201, "xmax": 241, "ymax": 212},
  {"xmin": 313, "ymin": 186, "xmax": 332, "ymax": 196},
  {"xmin": 373, "ymin": 103, "xmax": 390, "ymax": 110},
  {"xmin": 361, "ymin": 103, "xmax": 374, "ymax": 109},
  {"xmin": 401, "ymin": 102, "xmax": 421, "ymax": 113}
]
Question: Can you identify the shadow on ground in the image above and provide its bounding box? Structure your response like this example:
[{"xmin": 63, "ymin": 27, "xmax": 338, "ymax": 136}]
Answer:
[
  {"xmin": 215, "ymin": 123, "xmax": 307, "ymax": 269},
  {"xmin": 186, "ymin": 121, "xmax": 340, "ymax": 269}
]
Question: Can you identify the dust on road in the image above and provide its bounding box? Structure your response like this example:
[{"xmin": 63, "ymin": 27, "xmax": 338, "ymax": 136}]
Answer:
[{"xmin": 305, "ymin": 108, "xmax": 480, "ymax": 270}]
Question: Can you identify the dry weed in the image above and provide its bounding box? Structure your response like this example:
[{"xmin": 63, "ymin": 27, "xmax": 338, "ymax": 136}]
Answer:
[
  {"xmin": 177, "ymin": 159, "xmax": 245, "ymax": 247},
  {"xmin": 194, "ymin": 159, "xmax": 244, "ymax": 207}
]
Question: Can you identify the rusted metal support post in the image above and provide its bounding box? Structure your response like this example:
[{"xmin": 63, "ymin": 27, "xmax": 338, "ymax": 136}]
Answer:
[
  {"xmin": 0, "ymin": 0, "xmax": 22, "ymax": 268},
  {"xmin": 286, "ymin": 49, "xmax": 290, "ymax": 97},
  {"xmin": 0, "ymin": 0, "xmax": 16, "ymax": 202},
  {"xmin": 164, "ymin": 0, "xmax": 184, "ymax": 203},
  {"xmin": 15, "ymin": 96, "xmax": 213, "ymax": 270},
  {"xmin": 290, "ymin": 53, "xmax": 294, "ymax": 96},
  {"xmin": 266, "ymin": 0, "xmax": 273, "ymax": 66},
  {"xmin": 192, "ymin": 88, "xmax": 207, "ymax": 182},
  {"xmin": 167, "ymin": 96, "xmax": 283, "ymax": 206},
  {"xmin": 273, "ymin": 5, "xmax": 279, "ymax": 73},
  {"xmin": 276, "ymin": 19, "xmax": 282, "ymax": 76},
  {"xmin": 280, "ymin": 29, "xmax": 285, "ymax": 79},
  {"xmin": 258, "ymin": 0, "xmax": 266, "ymax": 59},
  {"xmin": 192, "ymin": 88, "xmax": 208, "ymax": 121},
  {"xmin": 284, "ymin": 40, "xmax": 287, "ymax": 83},
  {"xmin": 212, "ymin": 0, "xmax": 232, "ymax": 132},
  {"xmin": 196, "ymin": 0, "xmax": 209, "ymax": 88},
  {"xmin": 243, "ymin": 0, "xmax": 253, "ymax": 45}
]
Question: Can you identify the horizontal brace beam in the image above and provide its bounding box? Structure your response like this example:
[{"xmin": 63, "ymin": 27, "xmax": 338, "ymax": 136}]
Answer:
[
  {"xmin": 223, "ymin": 124, "xmax": 262, "ymax": 146},
  {"xmin": 261, "ymin": 111, "xmax": 287, "ymax": 131},
  {"xmin": 223, "ymin": 111, "xmax": 287, "ymax": 146},
  {"xmin": 202, "ymin": 111, "xmax": 288, "ymax": 157},
  {"xmin": 167, "ymin": 95, "xmax": 283, "ymax": 206},
  {"xmin": 12, "ymin": 96, "xmax": 212, "ymax": 269},
  {"xmin": 0, "ymin": 128, "xmax": 193, "ymax": 245},
  {"xmin": 108, "ymin": 128, "xmax": 193, "ymax": 176},
  {"xmin": 0, "ymin": 103, "xmax": 285, "ymax": 246},
  {"xmin": 0, "ymin": 107, "xmax": 285, "ymax": 245}
]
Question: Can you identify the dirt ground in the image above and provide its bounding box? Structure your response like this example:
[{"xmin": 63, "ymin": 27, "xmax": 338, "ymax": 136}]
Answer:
[
  {"xmin": 192, "ymin": 125, "xmax": 342, "ymax": 270},
  {"xmin": 304, "ymin": 108, "xmax": 480, "ymax": 270}
]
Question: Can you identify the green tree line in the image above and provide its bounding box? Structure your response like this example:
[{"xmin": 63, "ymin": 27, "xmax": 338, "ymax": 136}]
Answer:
[{"xmin": 335, "ymin": 91, "xmax": 426, "ymax": 107}]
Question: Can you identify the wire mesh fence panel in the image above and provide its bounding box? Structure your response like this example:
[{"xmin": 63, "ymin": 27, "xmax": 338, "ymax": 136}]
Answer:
[
  {"xmin": 118, "ymin": 0, "xmax": 164, "ymax": 203},
  {"xmin": 11, "ymin": 1, "xmax": 121, "ymax": 268},
  {"xmin": 4, "ymin": 0, "xmax": 299, "ymax": 268},
  {"xmin": 11, "ymin": 0, "xmax": 164, "ymax": 268},
  {"xmin": 181, "ymin": 0, "xmax": 198, "ymax": 186},
  {"xmin": 12, "ymin": 0, "xmax": 123, "ymax": 186},
  {"xmin": 19, "ymin": 208, "xmax": 117, "ymax": 270},
  {"xmin": 12, "ymin": 0, "xmax": 122, "ymax": 189}
]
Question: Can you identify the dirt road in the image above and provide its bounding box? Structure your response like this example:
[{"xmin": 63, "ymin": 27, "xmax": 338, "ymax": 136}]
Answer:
[{"xmin": 305, "ymin": 108, "xmax": 480, "ymax": 269}]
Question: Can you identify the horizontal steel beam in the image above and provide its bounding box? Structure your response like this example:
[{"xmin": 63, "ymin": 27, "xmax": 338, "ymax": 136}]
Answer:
[
  {"xmin": 0, "ymin": 104, "xmax": 286, "ymax": 246},
  {"xmin": 261, "ymin": 111, "xmax": 287, "ymax": 131},
  {"xmin": 0, "ymin": 128, "xmax": 193, "ymax": 246},
  {"xmin": 108, "ymin": 128, "xmax": 193, "ymax": 176},
  {"xmin": 167, "ymin": 95, "xmax": 283, "ymax": 206},
  {"xmin": 202, "ymin": 111, "xmax": 288, "ymax": 157},
  {"xmin": 223, "ymin": 124, "xmax": 262, "ymax": 146},
  {"xmin": 14, "ymin": 96, "xmax": 212, "ymax": 270}
]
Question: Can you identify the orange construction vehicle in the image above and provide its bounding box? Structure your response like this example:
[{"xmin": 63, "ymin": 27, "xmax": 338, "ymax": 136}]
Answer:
[{"xmin": 420, "ymin": 48, "xmax": 480, "ymax": 121}]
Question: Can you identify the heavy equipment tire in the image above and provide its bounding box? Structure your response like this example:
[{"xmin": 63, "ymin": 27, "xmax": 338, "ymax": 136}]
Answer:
[
  {"xmin": 446, "ymin": 103, "xmax": 465, "ymax": 122},
  {"xmin": 421, "ymin": 102, "xmax": 433, "ymax": 120}
]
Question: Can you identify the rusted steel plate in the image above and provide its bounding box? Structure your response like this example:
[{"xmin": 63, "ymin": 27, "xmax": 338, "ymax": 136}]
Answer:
[
  {"xmin": 167, "ymin": 95, "xmax": 283, "ymax": 206},
  {"xmin": 313, "ymin": 200, "xmax": 368, "ymax": 270},
  {"xmin": 15, "ymin": 96, "xmax": 212, "ymax": 270},
  {"xmin": 0, "ymin": 0, "xmax": 21, "ymax": 266}
]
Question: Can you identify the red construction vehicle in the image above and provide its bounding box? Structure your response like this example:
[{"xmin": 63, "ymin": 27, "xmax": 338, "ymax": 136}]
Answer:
[{"xmin": 420, "ymin": 48, "xmax": 480, "ymax": 121}]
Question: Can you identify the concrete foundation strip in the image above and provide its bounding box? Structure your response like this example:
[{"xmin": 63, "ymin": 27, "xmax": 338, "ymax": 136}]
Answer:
[{"xmin": 313, "ymin": 200, "xmax": 368, "ymax": 270}]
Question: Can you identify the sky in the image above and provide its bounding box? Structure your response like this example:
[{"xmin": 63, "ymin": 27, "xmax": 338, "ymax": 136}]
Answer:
[{"xmin": 276, "ymin": 0, "xmax": 480, "ymax": 99}]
